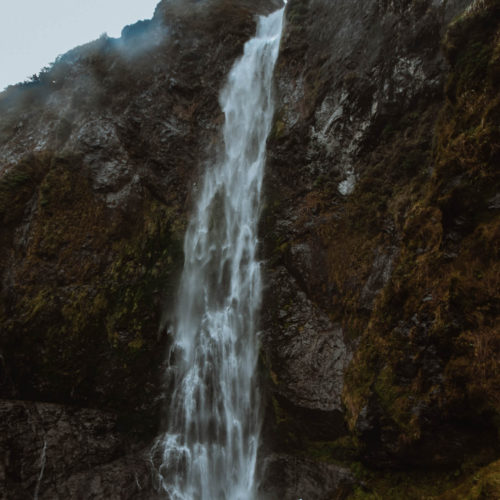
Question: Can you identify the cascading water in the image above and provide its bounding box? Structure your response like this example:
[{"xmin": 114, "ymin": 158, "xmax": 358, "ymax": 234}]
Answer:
[{"xmin": 153, "ymin": 5, "xmax": 285, "ymax": 500}]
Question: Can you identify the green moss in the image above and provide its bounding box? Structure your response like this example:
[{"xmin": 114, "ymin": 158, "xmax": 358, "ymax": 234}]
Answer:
[
  {"xmin": 0, "ymin": 151, "xmax": 185, "ymax": 422},
  {"xmin": 343, "ymin": 0, "xmax": 500, "ymax": 460},
  {"xmin": 381, "ymin": 122, "xmax": 396, "ymax": 140},
  {"xmin": 286, "ymin": 0, "xmax": 310, "ymax": 25},
  {"xmin": 400, "ymin": 149, "xmax": 428, "ymax": 176},
  {"xmin": 306, "ymin": 436, "xmax": 360, "ymax": 463},
  {"xmin": 348, "ymin": 470, "xmax": 456, "ymax": 500},
  {"xmin": 274, "ymin": 119, "xmax": 286, "ymax": 138},
  {"xmin": 268, "ymin": 395, "xmax": 303, "ymax": 450},
  {"xmin": 437, "ymin": 460, "xmax": 500, "ymax": 499},
  {"xmin": 0, "ymin": 153, "xmax": 50, "ymax": 222}
]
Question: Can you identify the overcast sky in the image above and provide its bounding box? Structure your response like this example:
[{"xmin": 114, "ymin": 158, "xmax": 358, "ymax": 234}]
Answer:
[{"xmin": 0, "ymin": 0, "xmax": 160, "ymax": 90}]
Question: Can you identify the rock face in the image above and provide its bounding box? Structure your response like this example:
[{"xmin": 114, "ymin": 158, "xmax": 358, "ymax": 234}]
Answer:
[
  {"xmin": 0, "ymin": 0, "xmax": 281, "ymax": 497},
  {"xmin": 262, "ymin": 0, "xmax": 500, "ymax": 496},
  {"xmin": 259, "ymin": 453, "xmax": 353, "ymax": 500},
  {"xmin": 0, "ymin": 400, "xmax": 159, "ymax": 499},
  {"xmin": 1, "ymin": 0, "xmax": 499, "ymax": 498}
]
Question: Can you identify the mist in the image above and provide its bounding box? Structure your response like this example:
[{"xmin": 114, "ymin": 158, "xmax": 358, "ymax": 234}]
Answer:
[{"xmin": 0, "ymin": 0, "xmax": 160, "ymax": 90}]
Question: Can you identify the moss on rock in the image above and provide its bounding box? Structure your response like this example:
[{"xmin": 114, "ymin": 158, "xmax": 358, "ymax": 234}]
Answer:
[
  {"xmin": 344, "ymin": 0, "xmax": 500, "ymax": 468},
  {"xmin": 0, "ymin": 152, "xmax": 185, "ymax": 435}
]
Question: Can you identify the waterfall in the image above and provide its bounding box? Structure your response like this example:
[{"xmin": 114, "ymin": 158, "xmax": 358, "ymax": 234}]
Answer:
[{"xmin": 153, "ymin": 5, "xmax": 285, "ymax": 500}]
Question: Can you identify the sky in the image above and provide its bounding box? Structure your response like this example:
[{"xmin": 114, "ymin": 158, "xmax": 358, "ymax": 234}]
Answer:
[{"xmin": 0, "ymin": 0, "xmax": 160, "ymax": 91}]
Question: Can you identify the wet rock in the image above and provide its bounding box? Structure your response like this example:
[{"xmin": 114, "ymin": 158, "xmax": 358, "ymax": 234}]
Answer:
[
  {"xmin": 262, "ymin": 267, "xmax": 351, "ymax": 413},
  {"xmin": 259, "ymin": 453, "xmax": 354, "ymax": 500},
  {"xmin": 0, "ymin": 400, "xmax": 158, "ymax": 499},
  {"xmin": 273, "ymin": 0, "xmax": 470, "ymax": 190}
]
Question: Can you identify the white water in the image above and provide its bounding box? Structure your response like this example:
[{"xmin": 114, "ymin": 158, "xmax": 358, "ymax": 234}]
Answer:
[
  {"xmin": 153, "ymin": 6, "xmax": 284, "ymax": 500},
  {"xmin": 34, "ymin": 440, "xmax": 47, "ymax": 500}
]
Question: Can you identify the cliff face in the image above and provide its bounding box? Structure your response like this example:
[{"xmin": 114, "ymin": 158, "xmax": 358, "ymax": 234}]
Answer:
[
  {"xmin": 0, "ymin": 1, "xmax": 280, "ymax": 497},
  {"xmin": 262, "ymin": 0, "xmax": 500, "ymax": 497},
  {"xmin": 0, "ymin": 0, "xmax": 499, "ymax": 498}
]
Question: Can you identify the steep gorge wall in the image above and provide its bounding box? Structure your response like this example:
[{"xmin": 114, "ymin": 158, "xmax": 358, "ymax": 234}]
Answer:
[
  {"xmin": 261, "ymin": 0, "xmax": 500, "ymax": 497},
  {"xmin": 0, "ymin": 0, "xmax": 499, "ymax": 498}
]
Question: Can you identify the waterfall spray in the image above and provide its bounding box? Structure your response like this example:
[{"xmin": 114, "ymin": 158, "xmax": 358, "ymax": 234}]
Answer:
[{"xmin": 153, "ymin": 5, "xmax": 285, "ymax": 499}]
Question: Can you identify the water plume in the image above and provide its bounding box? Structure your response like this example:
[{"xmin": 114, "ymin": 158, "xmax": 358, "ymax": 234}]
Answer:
[{"xmin": 153, "ymin": 5, "xmax": 285, "ymax": 499}]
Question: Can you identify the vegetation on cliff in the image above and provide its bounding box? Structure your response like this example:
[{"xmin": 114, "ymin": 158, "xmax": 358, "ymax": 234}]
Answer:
[
  {"xmin": 0, "ymin": 151, "xmax": 185, "ymax": 434},
  {"xmin": 0, "ymin": 0, "xmax": 498, "ymax": 497},
  {"xmin": 344, "ymin": 0, "xmax": 500, "ymax": 464},
  {"xmin": 264, "ymin": 0, "xmax": 499, "ymax": 497}
]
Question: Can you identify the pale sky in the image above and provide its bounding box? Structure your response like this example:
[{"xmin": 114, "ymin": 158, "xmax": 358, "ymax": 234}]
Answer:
[{"xmin": 0, "ymin": 0, "xmax": 160, "ymax": 90}]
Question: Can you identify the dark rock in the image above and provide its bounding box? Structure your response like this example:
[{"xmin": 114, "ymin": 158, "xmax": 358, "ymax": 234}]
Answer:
[
  {"xmin": 359, "ymin": 245, "xmax": 399, "ymax": 311},
  {"xmin": 262, "ymin": 0, "xmax": 499, "ymax": 493},
  {"xmin": 259, "ymin": 453, "xmax": 353, "ymax": 500},
  {"xmin": 262, "ymin": 267, "xmax": 351, "ymax": 413},
  {"xmin": 0, "ymin": 400, "xmax": 158, "ymax": 499}
]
